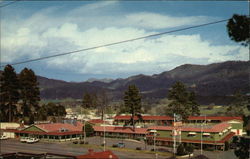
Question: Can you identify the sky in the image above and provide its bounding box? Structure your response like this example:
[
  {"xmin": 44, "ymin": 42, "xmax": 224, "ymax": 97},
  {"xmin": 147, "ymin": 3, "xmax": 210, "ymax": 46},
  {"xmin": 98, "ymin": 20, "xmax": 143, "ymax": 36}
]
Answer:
[{"xmin": 0, "ymin": 1, "xmax": 249, "ymax": 82}]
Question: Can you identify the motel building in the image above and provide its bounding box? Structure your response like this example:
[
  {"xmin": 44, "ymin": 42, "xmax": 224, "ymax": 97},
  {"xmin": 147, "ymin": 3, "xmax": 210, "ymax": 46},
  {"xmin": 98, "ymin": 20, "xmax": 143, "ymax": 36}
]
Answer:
[
  {"xmin": 146, "ymin": 122, "xmax": 235, "ymax": 150},
  {"xmin": 3, "ymin": 121, "xmax": 84, "ymax": 141},
  {"xmin": 113, "ymin": 115, "xmax": 243, "ymax": 136},
  {"xmin": 113, "ymin": 115, "xmax": 173, "ymax": 126},
  {"xmin": 93, "ymin": 126, "xmax": 148, "ymax": 139}
]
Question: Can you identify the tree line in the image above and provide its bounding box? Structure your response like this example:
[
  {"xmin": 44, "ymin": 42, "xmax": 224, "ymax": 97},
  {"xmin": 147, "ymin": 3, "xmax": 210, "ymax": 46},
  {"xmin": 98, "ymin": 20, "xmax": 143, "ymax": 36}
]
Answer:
[{"xmin": 0, "ymin": 65, "xmax": 66, "ymax": 124}]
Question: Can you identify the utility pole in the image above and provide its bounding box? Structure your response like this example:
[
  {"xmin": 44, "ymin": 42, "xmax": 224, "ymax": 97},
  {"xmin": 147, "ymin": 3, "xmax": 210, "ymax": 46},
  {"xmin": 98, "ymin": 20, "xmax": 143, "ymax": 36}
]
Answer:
[
  {"xmin": 81, "ymin": 107, "xmax": 86, "ymax": 144},
  {"xmin": 201, "ymin": 123, "xmax": 203, "ymax": 155},
  {"xmin": 173, "ymin": 113, "xmax": 176, "ymax": 158},
  {"xmin": 200, "ymin": 115, "xmax": 206, "ymax": 155},
  {"xmin": 103, "ymin": 104, "xmax": 106, "ymax": 151},
  {"xmin": 84, "ymin": 120, "xmax": 86, "ymax": 144}
]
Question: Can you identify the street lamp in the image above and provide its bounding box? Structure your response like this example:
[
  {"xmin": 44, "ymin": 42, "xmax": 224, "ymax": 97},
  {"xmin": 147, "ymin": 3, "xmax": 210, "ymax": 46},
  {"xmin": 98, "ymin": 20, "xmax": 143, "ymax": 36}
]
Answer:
[
  {"xmin": 150, "ymin": 130, "xmax": 157, "ymax": 152},
  {"xmin": 200, "ymin": 115, "xmax": 206, "ymax": 155},
  {"xmin": 144, "ymin": 137, "xmax": 147, "ymax": 150}
]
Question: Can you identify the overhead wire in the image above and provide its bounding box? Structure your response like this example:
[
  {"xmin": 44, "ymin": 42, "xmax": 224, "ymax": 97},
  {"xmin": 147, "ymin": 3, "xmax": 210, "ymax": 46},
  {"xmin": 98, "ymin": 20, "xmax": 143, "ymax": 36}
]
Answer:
[
  {"xmin": 0, "ymin": 0, "xmax": 19, "ymax": 8},
  {"xmin": 0, "ymin": 18, "xmax": 229, "ymax": 68}
]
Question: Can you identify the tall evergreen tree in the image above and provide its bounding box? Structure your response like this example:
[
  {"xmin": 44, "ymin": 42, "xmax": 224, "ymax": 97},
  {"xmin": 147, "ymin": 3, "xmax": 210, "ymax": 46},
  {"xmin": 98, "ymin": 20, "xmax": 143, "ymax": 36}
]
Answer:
[
  {"xmin": 123, "ymin": 84, "xmax": 142, "ymax": 129},
  {"xmin": 19, "ymin": 68, "xmax": 40, "ymax": 124},
  {"xmin": 96, "ymin": 90, "xmax": 109, "ymax": 120},
  {"xmin": 0, "ymin": 65, "xmax": 20, "ymax": 122},
  {"xmin": 189, "ymin": 91, "xmax": 200, "ymax": 116},
  {"xmin": 226, "ymin": 91, "xmax": 246, "ymax": 116},
  {"xmin": 166, "ymin": 82, "xmax": 200, "ymax": 120},
  {"xmin": 82, "ymin": 92, "xmax": 97, "ymax": 109}
]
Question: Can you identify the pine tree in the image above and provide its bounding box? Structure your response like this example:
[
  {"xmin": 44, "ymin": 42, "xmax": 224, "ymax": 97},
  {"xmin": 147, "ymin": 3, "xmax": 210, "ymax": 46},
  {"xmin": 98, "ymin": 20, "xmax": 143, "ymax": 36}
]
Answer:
[
  {"xmin": 19, "ymin": 68, "xmax": 40, "ymax": 124},
  {"xmin": 0, "ymin": 65, "xmax": 20, "ymax": 122},
  {"xmin": 189, "ymin": 91, "xmax": 200, "ymax": 116},
  {"xmin": 96, "ymin": 90, "xmax": 109, "ymax": 120},
  {"xmin": 226, "ymin": 91, "xmax": 246, "ymax": 116},
  {"xmin": 82, "ymin": 92, "xmax": 97, "ymax": 109},
  {"xmin": 123, "ymin": 84, "xmax": 142, "ymax": 129},
  {"xmin": 167, "ymin": 82, "xmax": 200, "ymax": 120}
]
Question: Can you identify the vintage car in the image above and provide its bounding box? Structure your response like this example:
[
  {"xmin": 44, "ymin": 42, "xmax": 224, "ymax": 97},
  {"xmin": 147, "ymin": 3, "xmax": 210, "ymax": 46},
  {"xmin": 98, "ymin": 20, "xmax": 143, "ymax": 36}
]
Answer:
[
  {"xmin": 20, "ymin": 137, "xmax": 30, "ymax": 143},
  {"xmin": 26, "ymin": 138, "xmax": 39, "ymax": 144},
  {"xmin": 0, "ymin": 135, "xmax": 9, "ymax": 140}
]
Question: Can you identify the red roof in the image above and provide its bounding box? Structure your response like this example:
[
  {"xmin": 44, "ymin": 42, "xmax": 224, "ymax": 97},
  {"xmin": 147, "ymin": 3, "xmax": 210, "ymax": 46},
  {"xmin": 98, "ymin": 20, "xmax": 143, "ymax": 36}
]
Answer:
[
  {"xmin": 148, "ymin": 122, "xmax": 231, "ymax": 133},
  {"xmin": 93, "ymin": 126, "xmax": 148, "ymax": 134},
  {"xmin": 35, "ymin": 122, "xmax": 83, "ymax": 132},
  {"xmin": 4, "ymin": 129, "xmax": 82, "ymax": 136},
  {"xmin": 77, "ymin": 150, "xmax": 118, "ymax": 159},
  {"xmin": 114, "ymin": 115, "xmax": 242, "ymax": 122},
  {"xmin": 88, "ymin": 119, "xmax": 105, "ymax": 124},
  {"xmin": 188, "ymin": 116, "xmax": 243, "ymax": 121},
  {"xmin": 114, "ymin": 115, "xmax": 173, "ymax": 120},
  {"xmin": 150, "ymin": 132, "xmax": 235, "ymax": 144}
]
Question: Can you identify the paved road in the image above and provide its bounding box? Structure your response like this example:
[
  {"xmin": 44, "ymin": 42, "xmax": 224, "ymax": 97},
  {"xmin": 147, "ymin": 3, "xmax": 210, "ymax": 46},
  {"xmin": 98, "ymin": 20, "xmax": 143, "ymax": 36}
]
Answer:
[
  {"xmin": 2, "ymin": 138, "xmax": 236, "ymax": 159},
  {"xmin": 0, "ymin": 139, "xmax": 169, "ymax": 159},
  {"xmin": 193, "ymin": 149, "xmax": 237, "ymax": 159}
]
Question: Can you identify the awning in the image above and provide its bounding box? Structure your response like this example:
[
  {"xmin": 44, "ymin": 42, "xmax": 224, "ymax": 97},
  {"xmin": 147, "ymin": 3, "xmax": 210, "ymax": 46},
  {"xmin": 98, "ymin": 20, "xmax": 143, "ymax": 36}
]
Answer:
[
  {"xmin": 202, "ymin": 133, "xmax": 210, "ymax": 136},
  {"xmin": 188, "ymin": 132, "xmax": 197, "ymax": 135},
  {"xmin": 150, "ymin": 130, "xmax": 157, "ymax": 133}
]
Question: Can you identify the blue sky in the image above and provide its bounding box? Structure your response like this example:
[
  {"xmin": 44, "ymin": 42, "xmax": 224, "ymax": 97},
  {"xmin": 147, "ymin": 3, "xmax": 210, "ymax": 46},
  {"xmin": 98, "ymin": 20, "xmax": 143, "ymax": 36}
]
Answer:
[{"xmin": 0, "ymin": 1, "xmax": 249, "ymax": 81}]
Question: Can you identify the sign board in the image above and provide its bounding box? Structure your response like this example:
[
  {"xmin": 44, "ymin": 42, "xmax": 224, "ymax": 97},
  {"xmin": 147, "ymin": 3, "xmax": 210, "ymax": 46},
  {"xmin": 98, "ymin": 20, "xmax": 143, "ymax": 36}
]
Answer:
[{"xmin": 173, "ymin": 121, "xmax": 182, "ymax": 127}]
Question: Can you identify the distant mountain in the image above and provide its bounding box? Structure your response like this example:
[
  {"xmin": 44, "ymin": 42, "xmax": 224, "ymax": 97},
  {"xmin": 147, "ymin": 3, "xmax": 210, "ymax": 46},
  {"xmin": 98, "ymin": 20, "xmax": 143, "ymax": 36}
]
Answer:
[
  {"xmin": 32, "ymin": 61, "xmax": 250, "ymax": 104},
  {"xmin": 86, "ymin": 78, "xmax": 113, "ymax": 83}
]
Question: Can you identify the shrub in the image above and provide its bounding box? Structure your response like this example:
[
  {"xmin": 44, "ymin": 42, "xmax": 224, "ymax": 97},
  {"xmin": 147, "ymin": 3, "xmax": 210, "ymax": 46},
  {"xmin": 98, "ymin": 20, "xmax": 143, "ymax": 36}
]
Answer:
[
  {"xmin": 84, "ymin": 123, "xmax": 94, "ymax": 137},
  {"xmin": 136, "ymin": 147, "xmax": 142, "ymax": 150},
  {"xmin": 112, "ymin": 144, "xmax": 118, "ymax": 148},
  {"xmin": 224, "ymin": 141, "xmax": 230, "ymax": 151},
  {"xmin": 177, "ymin": 144, "xmax": 187, "ymax": 156}
]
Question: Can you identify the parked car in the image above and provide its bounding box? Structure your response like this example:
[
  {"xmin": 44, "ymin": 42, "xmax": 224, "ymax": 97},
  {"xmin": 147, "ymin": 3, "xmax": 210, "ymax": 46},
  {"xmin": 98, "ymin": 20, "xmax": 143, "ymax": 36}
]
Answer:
[
  {"xmin": 117, "ymin": 142, "xmax": 125, "ymax": 148},
  {"xmin": 26, "ymin": 138, "xmax": 39, "ymax": 144},
  {"xmin": 0, "ymin": 135, "xmax": 8, "ymax": 140},
  {"xmin": 20, "ymin": 137, "xmax": 29, "ymax": 143}
]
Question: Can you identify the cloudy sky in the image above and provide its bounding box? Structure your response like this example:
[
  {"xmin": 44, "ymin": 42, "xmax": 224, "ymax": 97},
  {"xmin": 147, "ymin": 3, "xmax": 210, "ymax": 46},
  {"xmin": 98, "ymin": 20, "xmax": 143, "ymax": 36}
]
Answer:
[{"xmin": 0, "ymin": 1, "xmax": 248, "ymax": 81}]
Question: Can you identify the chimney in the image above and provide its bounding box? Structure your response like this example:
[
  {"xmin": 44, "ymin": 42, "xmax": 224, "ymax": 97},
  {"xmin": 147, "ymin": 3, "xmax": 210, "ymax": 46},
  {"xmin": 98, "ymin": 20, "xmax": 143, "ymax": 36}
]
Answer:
[{"xmin": 88, "ymin": 149, "xmax": 94, "ymax": 155}]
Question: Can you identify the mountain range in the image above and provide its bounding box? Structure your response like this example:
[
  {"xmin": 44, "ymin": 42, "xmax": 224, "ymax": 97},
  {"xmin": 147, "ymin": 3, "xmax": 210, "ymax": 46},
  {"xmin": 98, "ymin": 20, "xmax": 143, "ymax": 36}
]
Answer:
[{"xmin": 38, "ymin": 61, "xmax": 250, "ymax": 105}]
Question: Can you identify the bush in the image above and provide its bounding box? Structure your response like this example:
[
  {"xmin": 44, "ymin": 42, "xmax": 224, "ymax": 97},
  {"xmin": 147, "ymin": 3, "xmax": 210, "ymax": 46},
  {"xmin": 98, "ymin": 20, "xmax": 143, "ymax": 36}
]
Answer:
[
  {"xmin": 73, "ymin": 141, "xmax": 78, "ymax": 144},
  {"xmin": 84, "ymin": 123, "xmax": 94, "ymax": 137},
  {"xmin": 224, "ymin": 141, "xmax": 230, "ymax": 151},
  {"xmin": 80, "ymin": 141, "xmax": 84, "ymax": 144},
  {"xmin": 185, "ymin": 144, "xmax": 194, "ymax": 156},
  {"xmin": 136, "ymin": 147, "xmax": 142, "ymax": 150},
  {"xmin": 112, "ymin": 144, "xmax": 118, "ymax": 148},
  {"xmin": 177, "ymin": 144, "xmax": 187, "ymax": 156}
]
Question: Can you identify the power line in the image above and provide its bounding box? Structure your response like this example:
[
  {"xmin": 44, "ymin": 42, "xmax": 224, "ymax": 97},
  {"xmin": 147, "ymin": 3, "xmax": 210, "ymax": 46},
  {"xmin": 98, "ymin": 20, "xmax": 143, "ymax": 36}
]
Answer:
[
  {"xmin": 0, "ymin": 18, "xmax": 229, "ymax": 68},
  {"xmin": 0, "ymin": 0, "xmax": 19, "ymax": 8}
]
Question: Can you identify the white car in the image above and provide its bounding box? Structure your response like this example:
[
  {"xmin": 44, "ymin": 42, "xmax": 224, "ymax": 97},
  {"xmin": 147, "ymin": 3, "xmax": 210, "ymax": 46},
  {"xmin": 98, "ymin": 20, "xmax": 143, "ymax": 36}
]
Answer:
[
  {"xmin": 20, "ymin": 137, "xmax": 29, "ymax": 143},
  {"xmin": 26, "ymin": 138, "xmax": 39, "ymax": 144},
  {"xmin": 0, "ymin": 135, "xmax": 8, "ymax": 140}
]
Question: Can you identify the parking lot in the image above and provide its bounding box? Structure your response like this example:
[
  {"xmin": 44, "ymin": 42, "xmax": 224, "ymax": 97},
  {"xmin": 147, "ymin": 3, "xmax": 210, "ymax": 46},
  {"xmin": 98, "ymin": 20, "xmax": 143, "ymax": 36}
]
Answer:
[
  {"xmin": 1, "ymin": 137, "xmax": 238, "ymax": 159},
  {"xmin": 0, "ymin": 138, "xmax": 171, "ymax": 159}
]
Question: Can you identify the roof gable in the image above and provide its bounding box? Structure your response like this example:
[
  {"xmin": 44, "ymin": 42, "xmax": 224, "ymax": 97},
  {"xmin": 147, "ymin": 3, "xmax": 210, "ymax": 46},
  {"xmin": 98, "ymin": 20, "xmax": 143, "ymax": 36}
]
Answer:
[{"xmin": 22, "ymin": 125, "xmax": 47, "ymax": 132}]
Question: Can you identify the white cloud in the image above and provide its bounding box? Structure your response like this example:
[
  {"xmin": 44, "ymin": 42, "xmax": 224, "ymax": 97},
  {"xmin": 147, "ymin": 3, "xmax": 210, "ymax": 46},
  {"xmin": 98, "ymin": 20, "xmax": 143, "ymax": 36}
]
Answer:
[
  {"xmin": 1, "ymin": 1, "xmax": 248, "ymax": 77},
  {"xmin": 125, "ymin": 12, "xmax": 214, "ymax": 29}
]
